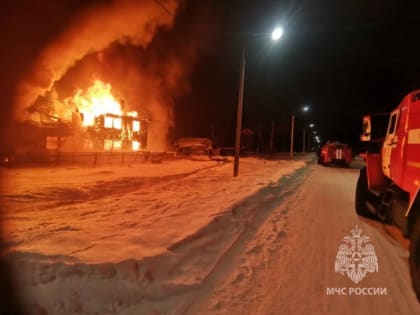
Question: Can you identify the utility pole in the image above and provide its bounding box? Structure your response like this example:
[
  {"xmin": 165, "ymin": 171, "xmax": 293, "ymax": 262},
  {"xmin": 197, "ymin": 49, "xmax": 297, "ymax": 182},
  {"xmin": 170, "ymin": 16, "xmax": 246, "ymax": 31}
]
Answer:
[
  {"xmin": 290, "ymin": 114, "xmax": 295, "ymax": 159},
  {"xmin": 234, "ymin": 49, "xmax": 246, "ymax": 177},
  {"xmin": 307, "ymin": 134, "xmax": 311, "ymax": 152},
  {"xmin": 270, "ymin": 120, "xmax": 274, "ymax": 155},
  {"xmin": 302, "ymin": 126, "xmax": 306, "ymax": 153}
]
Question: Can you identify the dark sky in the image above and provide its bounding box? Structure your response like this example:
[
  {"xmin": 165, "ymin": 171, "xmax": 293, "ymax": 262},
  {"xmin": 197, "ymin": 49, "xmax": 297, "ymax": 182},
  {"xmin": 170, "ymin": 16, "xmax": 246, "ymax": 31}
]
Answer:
[
  {"xmin": 1, "ymin": 0, "xmax": 420, "ymax": 150},
  {"xmin": 176, "ymin": 0, "xmax": 420, "ymax": 149}
]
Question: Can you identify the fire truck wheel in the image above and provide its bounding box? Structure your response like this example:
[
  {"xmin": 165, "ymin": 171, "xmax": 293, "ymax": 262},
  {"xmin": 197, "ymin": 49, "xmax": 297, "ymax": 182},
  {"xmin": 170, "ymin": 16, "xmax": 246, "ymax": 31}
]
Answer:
[
  {"xmin": 355, "ymin": 168, "xmax": 370, "ymax": 217},
  {"xmin": 409, "ymin": 216, "xmax": 420, "ymax": 301}
]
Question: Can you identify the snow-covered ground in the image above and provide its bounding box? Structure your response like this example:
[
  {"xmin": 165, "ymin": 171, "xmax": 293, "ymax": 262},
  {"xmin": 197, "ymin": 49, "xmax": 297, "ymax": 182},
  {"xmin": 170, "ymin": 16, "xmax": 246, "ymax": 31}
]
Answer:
[
  {"xmin": 0, "ymin": 157, "xmax": 305, "ymax": 314},
  {"xmin": 185, "ymin": 165, "xmax": 420, "ymax": 315}
]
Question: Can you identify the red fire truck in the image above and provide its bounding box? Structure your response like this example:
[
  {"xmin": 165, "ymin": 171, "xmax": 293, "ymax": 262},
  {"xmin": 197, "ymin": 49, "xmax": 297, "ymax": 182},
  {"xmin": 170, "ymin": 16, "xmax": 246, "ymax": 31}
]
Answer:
[
  {"xmin": 356, "ymin": 89, "xmax": 420, "ymax": 299},
  {"xmin": 318, "ymin": 141, "xmax": 352, "ymax": 166}
]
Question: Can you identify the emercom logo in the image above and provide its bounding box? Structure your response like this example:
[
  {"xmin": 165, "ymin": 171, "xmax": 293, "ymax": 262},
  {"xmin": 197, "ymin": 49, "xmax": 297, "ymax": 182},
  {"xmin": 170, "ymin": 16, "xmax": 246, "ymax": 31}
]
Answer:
[
  {"xmin": 334, "ymin": 225, "xmax": 378, "ymax": 283},
  {"xmin": 327, "ymin": 225, "xmax": 387, "ymax": 296}
]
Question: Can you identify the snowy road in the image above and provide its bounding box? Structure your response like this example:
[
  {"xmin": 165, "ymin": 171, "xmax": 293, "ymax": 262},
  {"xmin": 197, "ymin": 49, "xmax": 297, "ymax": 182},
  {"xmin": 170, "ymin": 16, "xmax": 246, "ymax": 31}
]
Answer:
[{"xmin": 181, "ymin": 164, "xmax": 420, "ymax": 315}]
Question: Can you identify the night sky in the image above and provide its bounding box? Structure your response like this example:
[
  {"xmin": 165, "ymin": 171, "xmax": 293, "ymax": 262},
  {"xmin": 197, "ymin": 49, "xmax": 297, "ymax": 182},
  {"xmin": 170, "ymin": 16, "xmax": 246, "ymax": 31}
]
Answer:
[
  {"xmin": 2, "ymin": 0, "xmax": 420, "ymax": 151},
  {"xmin": 176, "ymin": 0, "xmax": 420, "ymax": 150}
]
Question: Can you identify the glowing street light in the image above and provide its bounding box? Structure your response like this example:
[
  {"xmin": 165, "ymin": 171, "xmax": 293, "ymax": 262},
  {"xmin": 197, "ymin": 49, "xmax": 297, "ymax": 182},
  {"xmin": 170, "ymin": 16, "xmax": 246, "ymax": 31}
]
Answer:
[
  {"xmin": 271, "ymin": 27, "xmax": 284, "ymax": 41},
  {"xmin": 303, "ymin": 123, "xmax": 316, "ymax": 153},
  {"xmin": 234, "ymin": 26, "xmax": 284, "ymax": 177},
  {"xmin": 290, "ymin": 106, "xmax": 310, "ymax": 158}
]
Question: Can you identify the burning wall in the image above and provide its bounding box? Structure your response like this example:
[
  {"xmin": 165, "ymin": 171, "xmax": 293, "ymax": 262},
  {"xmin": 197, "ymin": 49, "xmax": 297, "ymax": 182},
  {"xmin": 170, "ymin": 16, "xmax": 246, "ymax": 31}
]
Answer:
[{"xmin": 13, "ymin": 0, "xmax": 196, "ymax": 152}]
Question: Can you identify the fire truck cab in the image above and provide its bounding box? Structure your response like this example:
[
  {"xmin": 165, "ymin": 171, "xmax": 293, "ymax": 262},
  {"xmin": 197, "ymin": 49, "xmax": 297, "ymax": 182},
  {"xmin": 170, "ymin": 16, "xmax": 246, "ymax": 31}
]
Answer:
[{"xmin": 356, "ymin": 89, "xmax": 420, "ymax": 299}]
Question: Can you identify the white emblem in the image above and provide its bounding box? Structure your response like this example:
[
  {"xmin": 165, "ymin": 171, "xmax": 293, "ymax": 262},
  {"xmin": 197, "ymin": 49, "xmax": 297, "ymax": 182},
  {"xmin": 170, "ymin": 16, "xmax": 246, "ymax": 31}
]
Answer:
[{"xmin": 334, "ymin": 225, "xmax": 378, "ymax": 284}]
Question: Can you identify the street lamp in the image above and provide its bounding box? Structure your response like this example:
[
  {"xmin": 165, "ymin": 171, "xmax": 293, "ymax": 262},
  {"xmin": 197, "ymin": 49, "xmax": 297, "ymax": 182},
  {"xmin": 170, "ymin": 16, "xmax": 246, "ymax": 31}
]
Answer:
[
  {"xmin": 272, "ymin": 27, "xmax": 284, "ymax": 41},
  {"xmin": 302, "ymin": 123, "xmax": 315, "ymax": 153},
  {"xmin": 290, "ymin": 106, "xmax": 309, "ymax": 159},
  {"xmin": 233, "ymin": 26, "xmax": 284, "ymax": 177}
]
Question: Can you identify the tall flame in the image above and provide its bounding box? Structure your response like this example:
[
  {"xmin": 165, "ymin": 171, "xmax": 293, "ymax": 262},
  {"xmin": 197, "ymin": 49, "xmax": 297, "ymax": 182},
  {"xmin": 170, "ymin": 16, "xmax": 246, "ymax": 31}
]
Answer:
[{"xmin": 66, "ymin": 80, "xmax": 122, "ymax": 126}]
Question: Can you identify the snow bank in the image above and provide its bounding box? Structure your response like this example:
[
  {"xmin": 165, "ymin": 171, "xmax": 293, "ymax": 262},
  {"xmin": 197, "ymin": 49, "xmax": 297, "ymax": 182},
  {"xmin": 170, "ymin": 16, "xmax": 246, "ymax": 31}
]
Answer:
[{"xmin": 0, "ymin": 157, "xmax": 305, "ymax": 314}]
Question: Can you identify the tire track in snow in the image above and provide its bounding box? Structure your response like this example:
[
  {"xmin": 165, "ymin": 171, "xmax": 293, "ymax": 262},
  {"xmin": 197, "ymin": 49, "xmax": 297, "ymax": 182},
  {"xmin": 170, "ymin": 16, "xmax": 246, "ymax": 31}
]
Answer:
[
  {"xmin": 198, "ymin": 164, "xmax": 420, "ymax": 315},
  {"xmin": 172, "ymin": 166, "xmax": 311, "ymax": 315}
]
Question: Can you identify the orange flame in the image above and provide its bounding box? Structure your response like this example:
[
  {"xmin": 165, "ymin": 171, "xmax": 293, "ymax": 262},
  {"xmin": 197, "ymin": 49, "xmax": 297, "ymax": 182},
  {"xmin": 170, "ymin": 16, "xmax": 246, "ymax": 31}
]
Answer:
[{"xmin": 67, "ymin": 80, "xmax": 122, "ymax": 126}]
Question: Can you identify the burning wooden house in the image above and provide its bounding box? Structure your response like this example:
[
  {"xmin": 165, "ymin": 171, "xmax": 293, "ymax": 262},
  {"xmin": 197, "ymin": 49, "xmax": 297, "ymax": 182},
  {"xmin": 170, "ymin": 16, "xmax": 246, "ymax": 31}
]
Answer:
[{"xmin": 9, "ymin": 80, "xmax": 149, "ymax": 163}]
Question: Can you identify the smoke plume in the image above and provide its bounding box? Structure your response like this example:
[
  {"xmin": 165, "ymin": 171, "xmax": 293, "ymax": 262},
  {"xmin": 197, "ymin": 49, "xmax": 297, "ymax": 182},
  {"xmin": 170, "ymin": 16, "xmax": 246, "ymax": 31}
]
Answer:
[{"xmin": 14, "ymin": 0, "xmax": 187, "ymax": 151}]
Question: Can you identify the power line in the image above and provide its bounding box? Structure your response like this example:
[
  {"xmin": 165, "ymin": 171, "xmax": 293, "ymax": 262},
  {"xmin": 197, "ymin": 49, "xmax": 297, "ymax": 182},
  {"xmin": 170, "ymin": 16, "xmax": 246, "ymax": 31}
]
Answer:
[{"xmin": 153, "ymin": 0, "xmax": 173, "ymax": 16}]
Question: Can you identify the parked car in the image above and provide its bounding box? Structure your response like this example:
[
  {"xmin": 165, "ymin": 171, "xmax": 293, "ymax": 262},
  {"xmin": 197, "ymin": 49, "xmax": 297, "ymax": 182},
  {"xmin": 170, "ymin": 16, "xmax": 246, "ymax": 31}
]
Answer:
[{"xmin": 174, "ymin": 137, "xmax": 214, "ymax": 156}]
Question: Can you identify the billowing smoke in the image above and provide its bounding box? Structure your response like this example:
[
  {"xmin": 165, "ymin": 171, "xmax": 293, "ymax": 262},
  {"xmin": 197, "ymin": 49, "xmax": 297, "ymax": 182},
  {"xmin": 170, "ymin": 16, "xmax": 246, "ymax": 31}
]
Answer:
[{"xmin": 14, "ymin": 0, "xmax": 200, "ymax": 151}]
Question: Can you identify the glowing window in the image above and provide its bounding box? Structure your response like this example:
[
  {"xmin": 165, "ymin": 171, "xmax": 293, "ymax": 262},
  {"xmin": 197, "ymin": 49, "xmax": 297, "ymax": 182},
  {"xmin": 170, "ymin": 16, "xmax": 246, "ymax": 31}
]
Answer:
[
  {"xmin": 127, "ymin": 111, "xmax": 138, "ymax": 117},
  {"xmin": 46, "ymin": 137, "xmax": 58, "ymax": 150},
  {"xmin": 132, "ymin": 141, "xmax": 140, "ymax": 151},
  {"xmin": 133, "ymin": 120, "xmax": 140, "ymax": 132},
  {"xmin": 104, "ymin": 116, "xmax": 113, "ymax": 128},
  {"xmin": 113, "ymin": 140, "xmax": 122, "ymax": 150},
  {"xmin": 113, "ymin": 118, "xmax": 122, "ymax": 130},
  {"xmin": 104, "ymin": 139, "xmax": 113, "ymax": 151}
]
